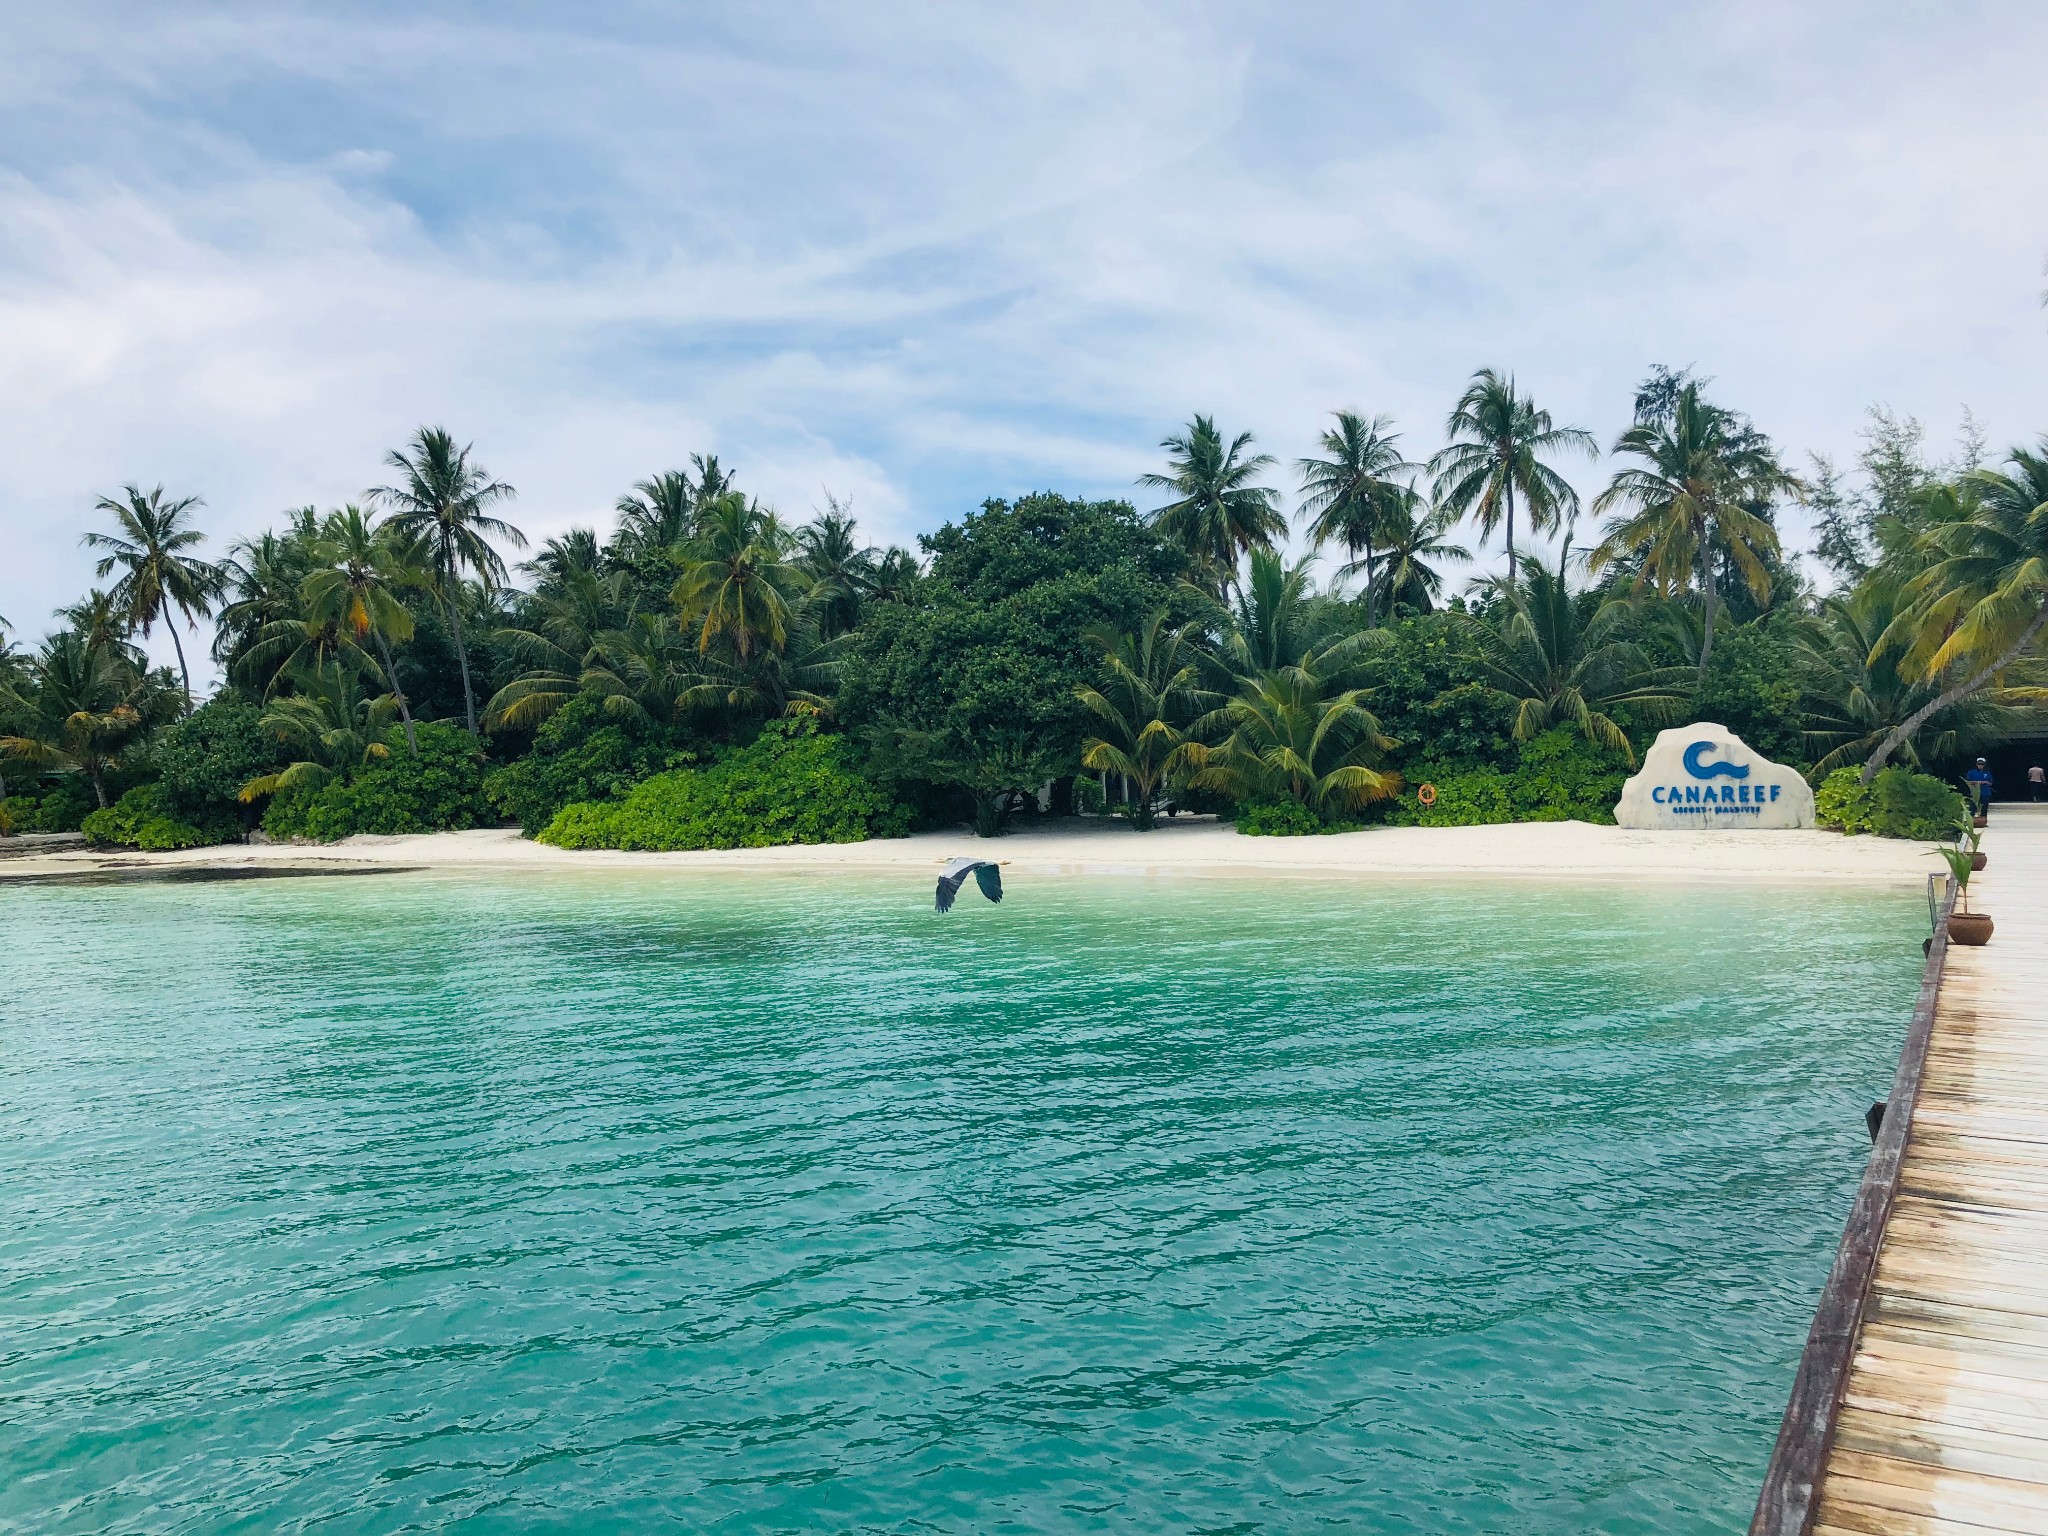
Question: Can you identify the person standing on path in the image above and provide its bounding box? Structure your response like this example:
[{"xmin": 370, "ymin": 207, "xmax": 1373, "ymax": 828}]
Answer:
[
  {"xmin": 2030, "ymin": 764, "xmax": 2045, "ymax": 802},
  {"xmin": 1965, "ymin": 758, "xmax": 1995, "ymax": 817}
]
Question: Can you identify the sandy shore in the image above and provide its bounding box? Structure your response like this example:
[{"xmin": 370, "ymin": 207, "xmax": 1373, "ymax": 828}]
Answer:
[{"xmin": 0, "ymin": 814, "xmax": 1952, "ymax": 886}]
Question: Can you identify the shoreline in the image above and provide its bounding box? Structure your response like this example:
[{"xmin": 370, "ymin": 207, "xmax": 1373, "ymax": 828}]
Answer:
[{"xmin": 0, "ymin": 816, "xmax": 1943, "ymax": 887}]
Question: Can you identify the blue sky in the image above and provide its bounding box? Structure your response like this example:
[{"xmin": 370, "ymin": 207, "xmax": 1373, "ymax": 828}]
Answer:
[{"xmin": 3, "ymin": 2, "xmax": 2046, "ymax": 676}]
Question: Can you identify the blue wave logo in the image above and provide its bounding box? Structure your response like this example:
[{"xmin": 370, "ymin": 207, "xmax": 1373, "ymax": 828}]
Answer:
[{"xmin": 1683, "ymin": 741, "xmax": 1750, "ymax": 781}]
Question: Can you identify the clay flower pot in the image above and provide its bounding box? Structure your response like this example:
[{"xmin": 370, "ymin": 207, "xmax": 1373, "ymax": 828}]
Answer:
[
  {"xmin": 1971, "ymin": 851, "xmax": 1988, "ymax": 872},
  {"xmin": 1949, "ymin": 912, "xmax": 1995, "ymax": 946}
]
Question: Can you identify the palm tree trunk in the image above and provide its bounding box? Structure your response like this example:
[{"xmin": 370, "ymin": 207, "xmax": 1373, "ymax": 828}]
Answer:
[
  {"xmin": 445, "ymin": 583, "xmax": 478, "ymax": 736},
  {"xmin": 1698, "ymin": 547, "xmax": 1717, "ymax": 680},
  {"xmin": 374, "ymin": 630, "xmax": 419, "ymax": 756},
  {"xmin": 90, "ymin": 767, "xmax": 109, "ymax": 809},
  {"xmin": 1504, "ymin": 479, "xmax": 1516, "ymax": 571},
  {"xmin": 1361, "ymin": 535, "xmax": 1376, "ymax": 628},
  {"xmin": 1861, "ymin": 597, "xmax": 2048, "ymax": 784},
  {"xmin": 167, "ymin": 618, "xmax": 194, "ymax": 714}
]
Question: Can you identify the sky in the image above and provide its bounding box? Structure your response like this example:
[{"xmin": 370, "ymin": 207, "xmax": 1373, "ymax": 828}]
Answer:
[{"xmin": 2, "ymin": 1, "xmax": 2046, "ymax": 681}]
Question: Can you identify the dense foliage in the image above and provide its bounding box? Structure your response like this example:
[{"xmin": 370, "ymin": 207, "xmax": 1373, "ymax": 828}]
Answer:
[
  {"xmin": 8, "ymin": 382, "xmax": 2045, "ymax": 850},
  {"xmin": 539, "ymin": 721, "xmax": 909, "ymax": 850}
]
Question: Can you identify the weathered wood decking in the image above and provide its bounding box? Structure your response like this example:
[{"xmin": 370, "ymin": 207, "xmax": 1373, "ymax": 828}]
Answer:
[{"xmin": 1754, "ymin": 805, "xmax": 2048, "ymax": 1536}]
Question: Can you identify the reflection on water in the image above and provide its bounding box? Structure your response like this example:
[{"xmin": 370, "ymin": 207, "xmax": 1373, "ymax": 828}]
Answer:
[{"xmin": 0, "ymin": 870, "xmax": 1919, "ymax": 1533}]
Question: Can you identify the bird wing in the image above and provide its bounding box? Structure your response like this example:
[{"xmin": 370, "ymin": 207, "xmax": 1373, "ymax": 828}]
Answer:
[
  {"xmin": 973, "ymin": 863, "xmax": 1003, "ymax": 904},
  {"xmin": 935, "ymin": 857, "xmax": 979, "ymax": 913}
]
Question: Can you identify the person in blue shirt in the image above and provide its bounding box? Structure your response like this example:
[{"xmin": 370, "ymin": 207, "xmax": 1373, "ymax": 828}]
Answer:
[{"xmin": 1964, "ymin": 757, "xmax": 1994, "ymax": 817}]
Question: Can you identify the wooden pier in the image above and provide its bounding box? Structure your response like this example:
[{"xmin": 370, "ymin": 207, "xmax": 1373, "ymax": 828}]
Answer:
[{"xmin": 1754, "ymin": 805, "xmax": 2048, "ymax": 1536}]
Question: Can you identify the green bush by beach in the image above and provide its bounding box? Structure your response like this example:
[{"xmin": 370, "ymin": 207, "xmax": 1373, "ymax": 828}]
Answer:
[
  {"xmin": 262, "ymin": 724, "xmax": 490, "ymax": 841},
  {"xmin": 81, "ymin": 783, "xmax": 239, "ymax": 851},
  {"xmin": 539, "ymin": 721, "xmax": 909, "ymax": 850},
  {"xmin": 485, "ymin": 694, "xmax": 695, "ymax": 836},
  {"xmin": 1815, "ymin": 765, "xmax": 1968, "ymax": 839},
  {"xmin": 1379, "ymin": 728, "xmax": 1628, "ymax": 828}
]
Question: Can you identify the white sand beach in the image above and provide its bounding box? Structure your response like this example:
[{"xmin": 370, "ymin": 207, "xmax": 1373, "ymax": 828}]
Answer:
[{"xmin": 0, "ymin": 816, "xmax": 1944, "ymax": 886}]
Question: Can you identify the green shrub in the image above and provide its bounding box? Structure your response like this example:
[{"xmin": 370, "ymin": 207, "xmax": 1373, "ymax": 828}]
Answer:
[
  {"xmin": 1815, "ymin": 765, "xmax": 1966, "ymax": 839},
  {"xmin": 484, "ymin": 694, "xmax": 694, "ymax": 836},
  {"xmin": 155, "ymin": 699, "xmax": 279, "ymax": 823},
  {"xmin": 80, "ymin": 783, "xmax": 239, "ymax": 851},
  {"xmin": 1380, "ymin": 728, "xmax": 1629, "ymax": 827},
  {"xmin": 1233, "ymin": 799, "xmax": 1340, "ymax": 837},
  {"xmin": 1813, "ymin": 767, "xmax": 1872, "ymax": 834},
  {"xmin": 262, "ymin": 724, "xmax": 490, "ymax": 841},
  {"xmin": 18, "ymin": 780, "xmax": 99, "ymax": 833},
  {"xmin": 538, "ymin": 721, "xmax": 910, "ymax": 850}
]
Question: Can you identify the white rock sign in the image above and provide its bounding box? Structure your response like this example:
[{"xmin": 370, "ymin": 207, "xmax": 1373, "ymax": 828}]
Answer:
[{"xmin": 1614, "ymin": 722, "xmax": 1815, "ymax": 830}]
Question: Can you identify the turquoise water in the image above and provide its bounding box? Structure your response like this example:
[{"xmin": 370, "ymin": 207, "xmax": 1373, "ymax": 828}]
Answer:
[{"xmin": 0, "ymin": 870, "xmax": 1918, "ymax": 1534}]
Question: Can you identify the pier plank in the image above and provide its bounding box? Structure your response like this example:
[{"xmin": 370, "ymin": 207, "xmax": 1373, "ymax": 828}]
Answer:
[{"xmin": 1755, "ymin": 810, "xmax": 2048, "ymax": 1534}]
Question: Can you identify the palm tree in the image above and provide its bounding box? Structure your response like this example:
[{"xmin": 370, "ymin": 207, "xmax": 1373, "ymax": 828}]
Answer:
[
  {"xmin": 301, "ymin": 506, "xmax": 424, "ymax": 754},
  {"xmin": 238, "ymin": 664, "xmax": 398, "ymax": 803},
  {"xmin": 1861, "ymin": 445, "xmax": 2048, "ymax": 780},
  {"xmin": 1470, "ymin": 552, "xmax": 1689, "ymax": 764},
  {"xmin": 1140, "ymin": 414, "xmax": 1285, "ymax": 596},
  {"xmin": 485, "ymin": 568, "xmax": 653, "ymax": 732},
  {"xmin": 1183, "ymin": 647, "xmax": 1400, "ymax": 819},
  {"xmin": 214, "ymin": 511, "xmax": 323, "ymax": 681},
  {"xmin": 867, "ymin": 547, "xmax": 923, "ymax": 605},
  {"xmin": 612, "ymin": 471, "xmax": 695, "ymax": 564},
  {"xmin": 57, "ymin": 589, "xmax": 140, "ymax": 664},
  {"xmin": 1430, "ymin": 370, "xmax": 1596, "ymax": 571},
  {"xmin": 369, "ymin": 426, "xmax": 523, "ymax": 735},
  {"xmin": 671, "ymin": 493, "xmax": 804, "ymax": 659},
  {"xmin": 795, "ymin": 498, "xmax": 880, "ymax": 638},
  {"xmin": 526, "ymin": 528, "xmax": 607, "ymax": 590},
  {"xmin": 1588, "ymin": 383, "xmax": 1795, "ymax": 677},
  {"xmin": 1800, "ymin": 576, "xmax": 2022, "ymax": 774},
  {"xmin": 1074, "ymin": 610, "xmax": 1209, "ymax": 829},
  {"xmin": 1368, "ymin": 501, "xmax": 1471, "ymax": 616},
  {"xmin": 82, "ymin": 484, "xmax": 223, "ymax": 713},
  {"xmin": 1297, "ymin": 412, "xmax": 1419, "ymax": 626},
  {"xmin": 0, "ymin": 631, "xmax": 164, "ymax": 808}
]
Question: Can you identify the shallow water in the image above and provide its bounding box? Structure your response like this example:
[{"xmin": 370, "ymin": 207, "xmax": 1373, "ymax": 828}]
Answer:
[{"xmin": 0, "ymin": 870, "xmax": 1919, "ymax": 1533}]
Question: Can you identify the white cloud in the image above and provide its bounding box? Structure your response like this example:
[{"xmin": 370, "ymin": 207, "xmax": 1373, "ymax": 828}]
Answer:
[{"xmin": 1, "ymin": 0, "xmax": 2045, "ymax": 678}]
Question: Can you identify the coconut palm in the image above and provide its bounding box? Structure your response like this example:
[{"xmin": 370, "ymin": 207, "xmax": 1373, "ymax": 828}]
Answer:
[
  {"xmin": 237, "ymin": 664, "xmax": 399, "ymax": 803},
  {"xmin": 82, "ymin": 484, "xmax": 223, "ymax": 713},
  {"xmin": 1368, "ymin": 501, "xmax": 1472, "ymax": 616},
  {"xmin": 671, "ymin": 493, "xmax": 804, "ymax": 659},
  {"xmin": 369, "ymin": 427, "xmax": 523, "ymax": 735},
  {"xmin": 1470, "ymin": 552, "xmax": 1689, "ymax": 764},
  {"xmin": 1799, "ymin": 577, "xmax": 2022, "ymax": 774},
  {"xmin": 1588, "ymin": 382, "xmax": 1795, "ymax": 677},
  {"xmin": 485, "ymin": 567, "xmax": 644, "ymax": 732},
  {"xmin": 1140, "ymin": 414, "xmax": 1285, "ymax": 596},
  {"xmin": 214, "ymin": 511, "xmax": 323, "ymax": 680},
  {"xmin": 1860, "ymin": 444, "xmax": 2048, "ymax": 780},
  {"xmin": 526, "ymin": 528, "xmax": 607, "ymax": 591},
  {"xmin": 613, "ymin": 472, "xmax": 695, "ymax": 561},
  {"xmin": 795, "ymin": 498, "xmax": 880, "ymax": 638},
  {"xmin": 0, "ymin": 631, "xmax": 165, "ymax": 808},
  {"xmin": 867, "ymin": 547, "xmax": 923, "ymax": 605},
  {"xmin": 57, "ymin": 590, "xmax": 141, "ymax": 665},
  {"xmin": 301, "ymin": 506, "xmax": 424, "ymax": 754},
  {"xmin": 1183, "ymin": 647, "xmax": 1400, "ymax": 819},
  {"xmin": 1075, "ymin": 609, "xmax": 1210, "ymax": 830},
  {"xmin": 1297, "ymin": 412, "xmax": 1419, "ymax": 627},
  {"xmin": 1430, "ymin": 370, "xmax": 1596, "ymax": 570},
  {"xmin": 676, "ymin": 615, "xmax": 844, "ymax": 722}
]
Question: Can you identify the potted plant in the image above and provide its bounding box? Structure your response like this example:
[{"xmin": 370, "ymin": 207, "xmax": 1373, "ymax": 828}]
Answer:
[
  {"xmin": 1936, "ymin": 844, "xmax": 1994, "ymax": 945},
  {"xmin": 1955, "ymin": 812, "xmax": 1987, "ymax": 872}
]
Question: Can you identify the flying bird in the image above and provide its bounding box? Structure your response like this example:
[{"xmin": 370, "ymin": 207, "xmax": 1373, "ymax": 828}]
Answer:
[{"xmin": 935, "ymin": 857, "xmax": 1005, "ymax": 912}]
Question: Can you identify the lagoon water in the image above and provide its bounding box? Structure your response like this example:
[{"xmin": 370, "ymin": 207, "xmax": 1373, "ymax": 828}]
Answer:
[{"xmin": 1, "ymin": 870, "xmax": 1918, "ymax": 1533}]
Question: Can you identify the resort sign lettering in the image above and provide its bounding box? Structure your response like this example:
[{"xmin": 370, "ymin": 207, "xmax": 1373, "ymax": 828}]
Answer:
[{"xmin": 1613, "ymin": 723, "xmax": 1815, "ymax": 831}]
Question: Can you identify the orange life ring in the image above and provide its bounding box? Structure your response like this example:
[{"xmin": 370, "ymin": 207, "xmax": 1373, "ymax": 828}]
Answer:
[{"xmin": 1417, "ymin": 783, "xmax": 1438, "ymax": 806}]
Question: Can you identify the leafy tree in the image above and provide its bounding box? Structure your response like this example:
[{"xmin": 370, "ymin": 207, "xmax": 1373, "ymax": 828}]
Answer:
[
  {"xmin": 301, "ymin": 506, "xmax": 424, "ymax": 753},
  {"xmin": 672, "ymin": 493, "xmax": 804, "ymax": 659},
  {"xmin": 1368, "ymin": 500, "xmax": 1471, "ymax": 616},
  {"xmin": 1297, "ymin": 412, "xmax": 1418, "ymax": 626},
  {"xmin": 484, "ymin": 691, "xmax": 692, "ymax": 835},
  {"xmin": 1075, "ymin": 610, "xmax": 1208, "ymax": 829},
  {"xmin": 1589, "ymin": 382, "xmax": 1797, "ymax": 676},
  {"xmin": 1140, "ymin": 414, "xmax": 1284, "ymax": 596},
  {"xmin": 1804, "ymin": 452, "xmax": 1870, "ymax": 582},
  {"xmin": 370, "ymin": 426, "xmax": 523, "ymax": 735},
  {"xmin": 1470, "ymin": 554, "xmax": 1688, "ymax": 764},
  {"xmin": 266, "ymin": 722, "xmax": 488, "ymax": 841},
  {"xmin": 1430, "ymin": 370, "xmax": 1595, "ymax": 568},
  {"xmin": 82, "ymin": 484, "xmax": 223, "ymax": 713},
  {"xmin": 0, "ymin": 631, "xmax": 170, "ymax": 807},
  {"xmin": 842, "ymin": 493, "xmax": 1186, "ymax": 834},
  {"xmin": 1862, "ymin": 443, "xmax": 2048, "ymax": 779},
  {"xmin": 153, "ymin": 697, "xmax": 283, "ymax": 824},
  {"xmin": 794, "ymin": 498, "xmax": 880, "ymax": 638}
]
